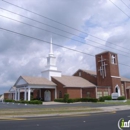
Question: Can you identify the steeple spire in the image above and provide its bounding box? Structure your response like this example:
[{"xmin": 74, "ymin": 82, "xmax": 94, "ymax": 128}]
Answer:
[
  {"xmin": 41, "ymin": 37, "xmax": 61, "ymax": 80},
  {"xmin": 49, "ymin": 37, "xmax": 53, "ymax": 55}
]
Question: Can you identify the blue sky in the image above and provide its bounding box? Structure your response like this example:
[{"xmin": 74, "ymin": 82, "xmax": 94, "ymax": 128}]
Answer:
[{"xmin": 0, "ymin": 0, "xmax": 130, "ymax": 94}]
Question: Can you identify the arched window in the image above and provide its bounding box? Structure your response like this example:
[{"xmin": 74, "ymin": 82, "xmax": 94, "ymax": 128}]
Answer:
[
  {"xmin": 115, "ymin": 87, "xmax": 118, "ymax": 93},
  {"xmin": 115, "ymin": 85, "xmax": 121, "ymax": 96},
  {"xmin": 111, "ymin": 54, "xmax": 116, "ymax": 64}
]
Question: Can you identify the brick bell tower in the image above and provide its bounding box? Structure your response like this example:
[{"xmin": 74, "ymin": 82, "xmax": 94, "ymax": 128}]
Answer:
[{"xmin": 95, "ymin": 51, "xmax": 121, "ymax": 96}]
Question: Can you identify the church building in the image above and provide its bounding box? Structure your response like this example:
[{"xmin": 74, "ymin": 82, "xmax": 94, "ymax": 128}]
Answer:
[{"xmin": 4, "ymin": 40, "xmax": 130, "ymax": 101}]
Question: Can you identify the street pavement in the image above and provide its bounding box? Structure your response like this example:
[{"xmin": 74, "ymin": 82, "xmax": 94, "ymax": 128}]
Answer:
[
  {"xmin": 0, "ymin": 101, "xmax": 122, "ymax": 109},
  {"xmin": 0, "ymin": 110, "xmax": 130, "ymax": 130}
]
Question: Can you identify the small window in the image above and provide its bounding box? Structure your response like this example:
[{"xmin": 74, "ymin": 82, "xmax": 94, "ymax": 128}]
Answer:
[
  {"xmin": 121, "ymin": 84, "xmax": 124, "ymax": 96},
  {"xmin": 79, "ymin": 72, "xmax": 81, "ymax": 76},
  {"xmin": 103, "ymin": 91, "xmax": 108, "ymax": 96},
  {"xmin": 59, "ymin": 91, "xmax": 62, "ymax": 98},
  {"xmin": 87, "ymin": 92, "xmax": 90, "ymax": 97},
  {"xmin": 97, "ymin": 92, "xmax": 102, "ymax": 98}
]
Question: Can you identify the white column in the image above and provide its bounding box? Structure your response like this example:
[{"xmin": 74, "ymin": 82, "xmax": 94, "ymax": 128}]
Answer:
[
  {"xmin": 17, "ymin": 88, "xmax": 20, "ymax": 101},
  {"xmin": 55, "ymin": 88, "xmax": 57, "ymax": 99},
  {"xmin": 28, "ymin": 87, "xmax": 31, "ymax": 101},
  {"xmin": 39, "ymin": 89, "xmax": 41, "ymax": 98},
  {"xmin": 95, "ymin": 86, "xmax": 97, "ymax": 99},
  {"xmin": 13, "ymin": 93, "xmax": 15, "ymax": 100},
  {"xmin": 24, "ymin": 87, "xmax": 27, "ymax": 101},
  {"xmin": 80, "ymin": 88, "xmax": 82, "ymax": 98},
  {"xmin": 15, "ymin": 89, "xmax": 17, "ymax": 101}
]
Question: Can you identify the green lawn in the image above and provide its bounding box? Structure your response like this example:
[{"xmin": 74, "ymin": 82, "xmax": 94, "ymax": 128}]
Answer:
[
  {"xmin": 97, "ymin": 100, "xmax": 130, "ymax": 105},
  {"xmin": 0, "ymin": 107, "xmax": 101, "ymax": 116}
]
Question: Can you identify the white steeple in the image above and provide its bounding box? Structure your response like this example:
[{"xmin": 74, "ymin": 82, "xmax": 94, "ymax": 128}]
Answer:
[
  {"xmin": 41, "ymin": 37, "xmax": 61, "ymax": 80},
  {"xmin": 49, "ymin": 37, "xmax": 53, "ymax": 56},
  {"xmin": 46, "ymin": 38, "xmax": 57, "ymax": 69}
]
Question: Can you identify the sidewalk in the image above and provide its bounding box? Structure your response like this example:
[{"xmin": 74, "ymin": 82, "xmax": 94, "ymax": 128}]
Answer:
[
  {"xmin": 42, "ymin": 101, "xmax": 81, "ymax": 105},
  {"xmin": 99, "ymin": 105, "xmax": 130, "ymax": 112},
  {"xmin": 42, "ymin": 101, "xmax": 66, "ymax": 105}
]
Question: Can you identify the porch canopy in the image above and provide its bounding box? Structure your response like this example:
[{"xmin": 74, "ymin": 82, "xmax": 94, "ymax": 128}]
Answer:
[{"xmin": 14, "ymin": 76, "xmax": 56, "ymax": 101}]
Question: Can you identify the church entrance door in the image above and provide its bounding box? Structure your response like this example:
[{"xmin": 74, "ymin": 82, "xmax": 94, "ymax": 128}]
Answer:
[{"xmin": 44, "ymin": 90, "xmax": 51, "ymax": 101}]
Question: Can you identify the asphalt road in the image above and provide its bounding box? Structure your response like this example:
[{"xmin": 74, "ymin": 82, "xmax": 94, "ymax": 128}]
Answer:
[
  {"xmin": 0, "ymin": 110, "xmax": 130, "ymax": 130},
  {"xmin": 0, "ymin": 102, "xmax": 121, "ymax": 109}
]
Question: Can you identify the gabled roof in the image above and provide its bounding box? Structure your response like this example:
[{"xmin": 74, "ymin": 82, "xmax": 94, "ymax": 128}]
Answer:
[
  {"xmin": 52, "ymin": 75, "xmax": 95, "ymax": 88},
  {"xmin": 22, "ymin": 76, "xmax": 56, "ymax": 86},
  {"xmin": 15, "ymin": 76, "xmax": 56, "ymax": 86},
  {"xmin": 121, "ymin": 77, "xmax": 130, "ymax": 82},
  {"xmin": 81, "ymin": 70, "xmax": 97, "ymax": 76},
  {"xmin": 75, "ymin": 69, "xmax": 130, "ymax": 82}
]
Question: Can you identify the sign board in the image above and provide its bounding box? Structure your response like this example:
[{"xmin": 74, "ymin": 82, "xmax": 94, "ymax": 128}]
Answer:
[{"xmin": 111, "ymin": 93, "xmax": 119, "ymax": 99}]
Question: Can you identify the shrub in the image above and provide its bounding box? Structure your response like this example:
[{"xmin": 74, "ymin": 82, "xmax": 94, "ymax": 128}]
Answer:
[
  {"xmin": 67, "ymin": 99, "xmax": 74, "ymax": 103},
  {"xmin": 63, "ymin": 93, "xmax": 69, "ymax": 102},
  {"xmin": 117, "ymin": 96, "xmax": 126, "ymax": 100},
  {"xmin": 54, "ymin": 97, "xmax": 98, "ymax": 103},
  {"xmin": 4, "ymin": 99, "xmax": 14, "ymax": 102},
  {"xmin": 99, "ymin": 96, "xmax": 112, "ymax": 102},
  {"xmin": 54, "ymin": 98, "xmax": 64, "ymax": 102},
  {"xmin": 81, "ymin": 98, "xmax": 98, "ymax": 102},
  {"xmin": 5, "ymin": 100, "xmax": 42, "ymax": 104},
  {"xmin": 72, "ymin": 98, "xmax": 81, "ymax": 102}
]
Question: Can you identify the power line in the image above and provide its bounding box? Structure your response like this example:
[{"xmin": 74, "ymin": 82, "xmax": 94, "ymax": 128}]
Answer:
[
  {"xmin": 120, "ymin": 0, "xmax": 130, "ymax": 9},
  {"xmin": 1, "ymin": 14, "xmax": 130, "ymax": 58},
  {"xmin": 0, "ymin": 26, "xmax": 130, "ymax": 68},
  {"xmin": 109, "ymin": 0, "xmax": 130, "ymax": 18},
  {"xmin": 1, "ymin": 0, "xmax": 130, "ymax": 51},
  {"xmin": 0, "ymin": 27, "xmax": 94, "ymax": 57},
  {"xmin": 0, "ymin": 8, "xmax": 130, "ymax": 59}
]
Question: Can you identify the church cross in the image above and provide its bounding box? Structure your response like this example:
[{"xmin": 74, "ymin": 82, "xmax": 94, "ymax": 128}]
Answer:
[{"xmin": 98, "ymin": 55, "xmax": 107, "ymax": 78}]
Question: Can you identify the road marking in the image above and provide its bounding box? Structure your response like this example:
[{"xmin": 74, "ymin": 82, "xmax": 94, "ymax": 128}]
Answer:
[
  {"xmin": 62, "ymin": 114, "xmax": 90, "ymax": 117},
  {"xmin": 110, "ymin": 111, "xmax": 116, "ymax": 113},
  {"xmin": 0, "ymin": 118, "xmax": 26, "ymax": 121}
]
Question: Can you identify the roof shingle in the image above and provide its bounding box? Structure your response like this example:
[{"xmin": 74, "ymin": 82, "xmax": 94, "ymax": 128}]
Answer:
[
  {"xmin": 52, "ymin": 75, "xmax": 95, "ymax": 88},
  {"xmin": 21, "ymin": 76, "xmax": 56, "ymax": 86}
]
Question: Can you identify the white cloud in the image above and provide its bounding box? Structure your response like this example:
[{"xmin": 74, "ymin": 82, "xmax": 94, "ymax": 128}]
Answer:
[{"xmin": 0, "ymin": 0, "xmax": 130, "ymax": 94}]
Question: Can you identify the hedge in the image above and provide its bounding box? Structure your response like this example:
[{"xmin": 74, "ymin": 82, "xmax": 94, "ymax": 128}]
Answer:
[
  {"xmin": 54, "ymin": 98, "xmax": 64, "ymax": 102},
  {"xmin": 4, "ymin": 100, "xmax": 42, "ymax": 104},
  {"xmin": 54, "ymin": 97, "xmax": 98, "ymax": 103},
  {"xmin": 117, "ymin": 96, "xmax": 126, "ymax": 100},
  {"xmin": 4, "ymin": 99, "xmax": 14, "ymax": 102}
]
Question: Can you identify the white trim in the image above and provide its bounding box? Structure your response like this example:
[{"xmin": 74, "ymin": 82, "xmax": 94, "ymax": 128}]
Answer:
[
  {"xmin": 28, "ymin": 85, "xmax": 56, "ymax": 89},
  {"xmin": 111, "ymin": 76, "xmax": 121, "ymax": 78}
]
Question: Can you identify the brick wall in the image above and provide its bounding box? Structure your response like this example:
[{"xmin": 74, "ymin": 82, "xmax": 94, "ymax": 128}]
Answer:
[
  {"xmin": 52, "ymin": 77, "xmax": 67, "ymax": 98},
  {"xmin": 66, "ymin": 88, "xmax": 81, "ymax": 99},
  {"xmin": 82, "ymin": 88, "xmax": 96, "ymax": 98},
  {"xmin": 74, "ymin": 70, "xmax": 97, "ymax": 85}
]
